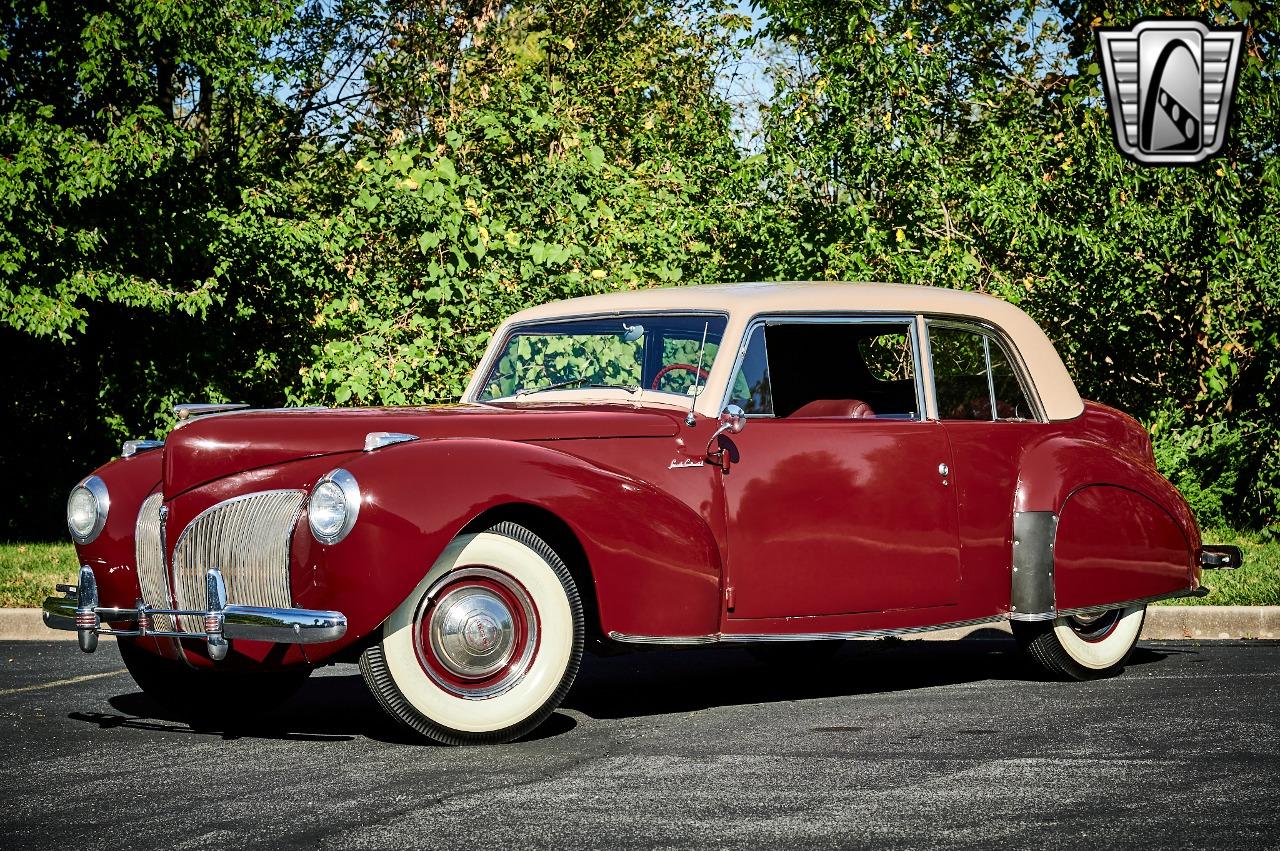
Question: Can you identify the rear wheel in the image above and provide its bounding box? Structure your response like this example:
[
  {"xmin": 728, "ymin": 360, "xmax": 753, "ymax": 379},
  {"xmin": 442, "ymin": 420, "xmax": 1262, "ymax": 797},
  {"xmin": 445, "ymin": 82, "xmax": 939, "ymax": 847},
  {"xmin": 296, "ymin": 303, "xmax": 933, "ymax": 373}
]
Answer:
[
  {"xmin": 1012, "ymin": 605, "xmax": 1146, "ymax": 680},
  {"xmin": 360, "ymin": 522, "xmax": 584, "ymax": 745},
  {"xmin": 116, "ymin": 638, "xmax": 312, "ymax": 722}
]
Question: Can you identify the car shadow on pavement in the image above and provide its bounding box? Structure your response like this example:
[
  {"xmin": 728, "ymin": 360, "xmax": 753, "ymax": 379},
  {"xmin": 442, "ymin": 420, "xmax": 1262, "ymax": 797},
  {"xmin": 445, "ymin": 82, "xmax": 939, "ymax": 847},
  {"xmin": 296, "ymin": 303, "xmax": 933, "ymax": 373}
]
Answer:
[
  {"xmin": 563, "ymin": 636, "xmax": 1174, "ymax": 720},
  {"xmin": 63, "ymin": 637, "xmax": 1177, "ymax": 743},
  {"xmin": 67, "ymin": 675, "xmax": 578, "ymax": 746}
]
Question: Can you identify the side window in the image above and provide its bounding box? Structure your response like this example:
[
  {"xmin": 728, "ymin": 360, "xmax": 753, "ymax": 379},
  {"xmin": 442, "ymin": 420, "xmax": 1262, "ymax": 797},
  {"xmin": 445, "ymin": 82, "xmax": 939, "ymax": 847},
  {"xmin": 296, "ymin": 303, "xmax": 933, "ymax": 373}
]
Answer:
[
  {"xmin": 728, "ymin": 325, "xmax": 773, "ymax": 415},
  {"xmin": 746, "ymin": 320, "xmax": 921, "ymax": 419},
  {"xmin": 930, "ymin": 326, "xmax": 992, "ymax": 420},
  {"xmin": 987, "ymin": 340, "xmax": 1032, "ymax": 420},
  {"xmin": 929, "ymin": 325, "xmax": 1033, "ymax": 421}
]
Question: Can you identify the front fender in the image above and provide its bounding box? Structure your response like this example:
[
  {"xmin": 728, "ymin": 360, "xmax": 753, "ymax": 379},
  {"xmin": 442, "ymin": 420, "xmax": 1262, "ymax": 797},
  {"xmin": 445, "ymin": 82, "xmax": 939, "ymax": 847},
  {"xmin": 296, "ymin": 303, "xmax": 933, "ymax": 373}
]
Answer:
[{"xmin": 294, "ymin": 438, "xmax": 723, "ymax": 658}]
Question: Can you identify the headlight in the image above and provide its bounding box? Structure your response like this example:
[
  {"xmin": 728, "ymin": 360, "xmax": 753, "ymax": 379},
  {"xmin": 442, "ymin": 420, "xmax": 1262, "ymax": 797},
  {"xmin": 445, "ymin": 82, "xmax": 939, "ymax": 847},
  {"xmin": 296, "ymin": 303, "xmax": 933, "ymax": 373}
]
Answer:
[
  {"xmin": 308, "ymin": 468, "xmax": 360, "ymax": 544},
  {"xmin": 66, "ymin": 476, "xmax": 109, "ymax": 545}
]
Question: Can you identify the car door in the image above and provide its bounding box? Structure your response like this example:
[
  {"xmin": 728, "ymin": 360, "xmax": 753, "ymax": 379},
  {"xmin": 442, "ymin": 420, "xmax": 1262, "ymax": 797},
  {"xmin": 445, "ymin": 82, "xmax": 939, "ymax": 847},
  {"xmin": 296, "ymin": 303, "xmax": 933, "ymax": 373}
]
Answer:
[
  {"xmin": 925, "ymin": 319, "xmax": 1047, "ymax": 600},
  {"xmin": 718, "ymin": 316, "xmax": 963, "ymax": 620}
]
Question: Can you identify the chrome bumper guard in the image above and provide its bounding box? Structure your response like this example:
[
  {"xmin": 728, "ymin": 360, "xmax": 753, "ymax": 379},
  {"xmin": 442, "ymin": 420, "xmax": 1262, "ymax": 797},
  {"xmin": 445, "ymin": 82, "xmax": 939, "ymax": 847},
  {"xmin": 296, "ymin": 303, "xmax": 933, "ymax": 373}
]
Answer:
[{"xmin": 43, "ymin": 565, "xmax": 346, "ymax": 659}]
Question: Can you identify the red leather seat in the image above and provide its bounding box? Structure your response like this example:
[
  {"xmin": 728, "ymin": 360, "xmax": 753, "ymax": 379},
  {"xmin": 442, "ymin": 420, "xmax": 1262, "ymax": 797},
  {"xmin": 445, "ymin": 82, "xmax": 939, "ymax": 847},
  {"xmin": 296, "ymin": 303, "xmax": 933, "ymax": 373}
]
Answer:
[{"xmin": 788, "ymin": 399, "xmax": 876, "ymax": 419}]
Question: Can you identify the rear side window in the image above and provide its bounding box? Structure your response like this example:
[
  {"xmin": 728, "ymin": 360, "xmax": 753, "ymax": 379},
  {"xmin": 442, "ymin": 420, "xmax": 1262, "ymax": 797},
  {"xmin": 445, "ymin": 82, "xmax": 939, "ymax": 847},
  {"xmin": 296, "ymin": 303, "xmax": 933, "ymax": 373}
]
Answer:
[{"xmin": 929, "ymin": 324, "xmax": 1032, "ymax": 421}]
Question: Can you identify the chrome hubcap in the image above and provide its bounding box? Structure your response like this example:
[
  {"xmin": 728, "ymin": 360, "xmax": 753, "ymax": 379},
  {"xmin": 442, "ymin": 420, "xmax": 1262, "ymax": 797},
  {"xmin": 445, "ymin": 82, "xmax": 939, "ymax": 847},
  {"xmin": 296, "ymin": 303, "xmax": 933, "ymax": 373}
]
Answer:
[
  {"xmin": 430, "ymin": 588, "xmax": 516, "ymax": 679},
  {"xmin": 414, "ymin": 567, "xmax": 539, "ymax": 700},
  {"xmin": 1067, "ymin": 609, "xmax": 1122, "ymax": 642}
]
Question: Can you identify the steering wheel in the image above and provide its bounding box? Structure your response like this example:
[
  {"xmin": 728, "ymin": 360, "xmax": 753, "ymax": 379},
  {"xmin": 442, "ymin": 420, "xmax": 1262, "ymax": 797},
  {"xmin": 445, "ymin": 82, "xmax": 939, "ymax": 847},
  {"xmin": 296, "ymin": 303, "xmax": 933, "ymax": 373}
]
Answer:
[{"xmin": 650, "ymin": 362, "xmax": 710, "ymax": 390}]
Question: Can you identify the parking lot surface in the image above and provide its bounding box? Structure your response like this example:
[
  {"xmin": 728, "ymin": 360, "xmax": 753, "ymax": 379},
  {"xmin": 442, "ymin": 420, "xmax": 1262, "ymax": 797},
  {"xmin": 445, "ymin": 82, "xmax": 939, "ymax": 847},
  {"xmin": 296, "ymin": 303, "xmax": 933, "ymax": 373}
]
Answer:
[{"xmin": 2, "ymin": 638, "xmax": 1277, "ymax": 849}]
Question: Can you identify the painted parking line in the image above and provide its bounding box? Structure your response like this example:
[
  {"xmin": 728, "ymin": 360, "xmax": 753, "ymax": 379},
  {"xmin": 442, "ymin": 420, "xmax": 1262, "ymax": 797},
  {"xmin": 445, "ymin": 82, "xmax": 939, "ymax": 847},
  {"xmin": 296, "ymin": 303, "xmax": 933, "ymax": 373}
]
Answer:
[{"xmin": 0, "ymin": 669, "xmax": 126, "ymax": 698}]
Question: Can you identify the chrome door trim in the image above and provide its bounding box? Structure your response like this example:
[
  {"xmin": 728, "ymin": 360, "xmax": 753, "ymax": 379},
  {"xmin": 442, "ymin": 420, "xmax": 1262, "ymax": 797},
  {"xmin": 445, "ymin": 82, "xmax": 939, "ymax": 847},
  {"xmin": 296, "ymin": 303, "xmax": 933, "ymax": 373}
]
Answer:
[
  {"xmin": 717, "ymin": 312, "xmax": 928, "ymax": 421},
  {"xmin": 922, "ymin": 315, "xmax": 1047, "ymax": 423}
]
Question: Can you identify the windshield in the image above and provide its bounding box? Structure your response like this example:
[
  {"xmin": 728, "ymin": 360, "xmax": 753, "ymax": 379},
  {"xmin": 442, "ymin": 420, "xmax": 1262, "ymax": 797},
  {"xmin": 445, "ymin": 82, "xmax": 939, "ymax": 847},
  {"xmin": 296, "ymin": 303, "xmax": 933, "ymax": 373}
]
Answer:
[{"xmin": 477, "ymin": 313, "xmax": 729, "ymax": 401}]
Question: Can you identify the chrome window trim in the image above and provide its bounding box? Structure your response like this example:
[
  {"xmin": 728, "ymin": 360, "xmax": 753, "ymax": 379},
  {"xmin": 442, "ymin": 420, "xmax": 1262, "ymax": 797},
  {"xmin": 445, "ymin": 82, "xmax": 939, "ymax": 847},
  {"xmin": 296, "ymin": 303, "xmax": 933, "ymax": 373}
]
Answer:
[
  {"xmin": 922, "ymin": 315, "xmax": 1047, "ymax": 423},
  {"xmin": 724, "ymin": 322, "xmax": 774, "ymax": 416},
  {"xmin": 467, "ymin": 309, "xmax": 733, "ymax": 404},
  {"xmin": 717, "ymin": 312, "xmax": 927, "ymax": 421}
]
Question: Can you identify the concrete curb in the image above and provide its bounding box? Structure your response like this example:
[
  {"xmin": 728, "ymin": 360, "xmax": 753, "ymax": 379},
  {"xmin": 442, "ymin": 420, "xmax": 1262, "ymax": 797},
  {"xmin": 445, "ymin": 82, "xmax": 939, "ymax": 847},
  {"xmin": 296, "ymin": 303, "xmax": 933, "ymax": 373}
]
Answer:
[
  {"xmin": 2, "ymin": 606, "xmax": 1277, "ymax": 642},
  {"xmin": 915, "ymin": 605, "xmax": 1279, "ymax": 641}
]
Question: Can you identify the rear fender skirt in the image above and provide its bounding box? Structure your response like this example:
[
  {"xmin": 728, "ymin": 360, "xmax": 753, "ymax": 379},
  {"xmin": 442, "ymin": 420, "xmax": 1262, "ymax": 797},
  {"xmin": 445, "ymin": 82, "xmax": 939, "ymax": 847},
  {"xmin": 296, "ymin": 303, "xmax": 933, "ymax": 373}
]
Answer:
[{"xmin": 293, "ymin": 438, "xmax": 723, "ymax": 661}]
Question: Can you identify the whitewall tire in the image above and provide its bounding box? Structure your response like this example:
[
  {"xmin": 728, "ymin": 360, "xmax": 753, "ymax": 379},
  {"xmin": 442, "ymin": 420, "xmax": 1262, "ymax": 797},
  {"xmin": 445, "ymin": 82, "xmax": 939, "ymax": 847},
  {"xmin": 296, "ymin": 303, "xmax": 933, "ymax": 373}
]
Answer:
[
  {"xmin": 360, "ymin": 522, "xmax": 584, "ymax": 745},
  {"xmin": 1013, "ymin": 605, "xmax": 1146, "ymax": 680}
]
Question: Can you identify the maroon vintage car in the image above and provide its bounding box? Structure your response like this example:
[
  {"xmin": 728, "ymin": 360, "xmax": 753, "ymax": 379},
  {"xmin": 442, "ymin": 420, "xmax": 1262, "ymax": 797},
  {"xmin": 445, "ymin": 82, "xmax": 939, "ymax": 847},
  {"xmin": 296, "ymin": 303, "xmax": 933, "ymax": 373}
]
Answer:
[{"xmin": 46, "ymin": 282, "xmax": 1240, "ymax": 744}]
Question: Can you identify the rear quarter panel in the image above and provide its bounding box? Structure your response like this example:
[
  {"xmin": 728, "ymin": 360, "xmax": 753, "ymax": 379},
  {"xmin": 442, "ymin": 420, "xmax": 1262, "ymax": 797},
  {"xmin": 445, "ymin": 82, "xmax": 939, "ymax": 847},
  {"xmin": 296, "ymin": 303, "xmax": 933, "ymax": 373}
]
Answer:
[{"xmin": 1015, "ymin": 410, "xmax": 1200, "ymax": 611}]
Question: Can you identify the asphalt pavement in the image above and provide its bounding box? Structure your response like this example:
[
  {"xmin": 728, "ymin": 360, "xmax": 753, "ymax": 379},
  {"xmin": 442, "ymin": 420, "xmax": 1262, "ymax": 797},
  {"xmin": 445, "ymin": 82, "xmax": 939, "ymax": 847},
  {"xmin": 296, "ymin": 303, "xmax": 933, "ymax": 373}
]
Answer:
[{"xmin": 2, "ymin": 637, "xmax": 1277, "ymax": 849}]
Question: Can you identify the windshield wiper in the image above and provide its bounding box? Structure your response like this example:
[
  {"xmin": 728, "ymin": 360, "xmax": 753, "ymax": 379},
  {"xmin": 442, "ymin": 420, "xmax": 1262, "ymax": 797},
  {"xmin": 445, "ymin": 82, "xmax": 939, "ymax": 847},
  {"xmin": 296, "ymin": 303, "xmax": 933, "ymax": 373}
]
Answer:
[
  {"xmin": 516, "ymin": 375, "xmax": 589, "ymax": 396},
  {"xmin": 515, "ymin": 378, "xmax": 639, "ymax": 397}
]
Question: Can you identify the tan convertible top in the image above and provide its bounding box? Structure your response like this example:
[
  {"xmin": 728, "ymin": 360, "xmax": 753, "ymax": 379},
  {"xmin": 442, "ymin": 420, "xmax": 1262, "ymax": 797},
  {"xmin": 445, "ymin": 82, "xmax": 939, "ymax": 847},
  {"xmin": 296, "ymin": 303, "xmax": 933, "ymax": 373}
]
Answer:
[{"xmin": 468, "ymin": 281, "xmax": 1085, "ymax": 421}]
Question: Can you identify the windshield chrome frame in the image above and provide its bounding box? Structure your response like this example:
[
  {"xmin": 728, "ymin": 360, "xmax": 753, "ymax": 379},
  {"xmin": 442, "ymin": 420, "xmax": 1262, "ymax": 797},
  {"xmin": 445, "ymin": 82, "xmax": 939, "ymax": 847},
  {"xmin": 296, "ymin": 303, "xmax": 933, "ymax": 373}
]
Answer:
[{"xmin": 467, "ymin": 309, "xmax": 732, "ymax": 405}]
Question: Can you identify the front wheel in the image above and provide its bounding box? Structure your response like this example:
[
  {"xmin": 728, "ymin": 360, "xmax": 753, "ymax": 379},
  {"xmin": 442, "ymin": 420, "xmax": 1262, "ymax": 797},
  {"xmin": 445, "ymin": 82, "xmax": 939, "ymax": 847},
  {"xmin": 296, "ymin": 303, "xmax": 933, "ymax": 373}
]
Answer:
[
  {"xmin": 360, "ymin": 522, "xmax": 584, "ymax": 745},
  {"xmin": 1012, "ymin": 605, "xmax": 1146, "ymax": 680}
]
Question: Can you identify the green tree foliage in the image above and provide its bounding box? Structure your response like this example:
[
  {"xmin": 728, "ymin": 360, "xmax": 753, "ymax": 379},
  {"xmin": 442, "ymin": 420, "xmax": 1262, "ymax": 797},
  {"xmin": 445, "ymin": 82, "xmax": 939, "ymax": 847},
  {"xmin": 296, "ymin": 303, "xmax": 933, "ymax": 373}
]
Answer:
[
  {"xmin": 0, "ymin": 0, "xmax": 1275, "ymax": 537},
  {"xmin": 753, "ymin": 0, "xmax": 1279, "ymax": 530}
]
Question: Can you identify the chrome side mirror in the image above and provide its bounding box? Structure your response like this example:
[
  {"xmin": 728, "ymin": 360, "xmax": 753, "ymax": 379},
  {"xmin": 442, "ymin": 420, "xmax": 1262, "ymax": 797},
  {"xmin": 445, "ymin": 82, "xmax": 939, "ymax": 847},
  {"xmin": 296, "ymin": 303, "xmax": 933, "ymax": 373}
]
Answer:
[{"xmin": 706, "ymin": 405, "xmax": 746, "ymax": 469}]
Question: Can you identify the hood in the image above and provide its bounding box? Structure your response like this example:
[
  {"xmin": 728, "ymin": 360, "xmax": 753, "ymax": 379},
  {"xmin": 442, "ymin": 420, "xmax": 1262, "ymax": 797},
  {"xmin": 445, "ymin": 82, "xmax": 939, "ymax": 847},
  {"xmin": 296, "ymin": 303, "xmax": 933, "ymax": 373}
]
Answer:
[{"xmin": 162, "ymin": 402, "xmax": 681, "ymax": 497}]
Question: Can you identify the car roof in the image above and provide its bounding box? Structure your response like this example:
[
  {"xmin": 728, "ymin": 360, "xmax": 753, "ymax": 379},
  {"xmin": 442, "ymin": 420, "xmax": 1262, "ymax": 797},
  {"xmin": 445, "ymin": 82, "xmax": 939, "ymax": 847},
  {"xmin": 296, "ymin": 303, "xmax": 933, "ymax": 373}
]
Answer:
[
  {"xmin": 506, "ymin": 281, "xmax": 1004, "ymax": 322},
  {"xmin": 488, "ymin": 281, "xmax": 1084, "ymax": 421}
]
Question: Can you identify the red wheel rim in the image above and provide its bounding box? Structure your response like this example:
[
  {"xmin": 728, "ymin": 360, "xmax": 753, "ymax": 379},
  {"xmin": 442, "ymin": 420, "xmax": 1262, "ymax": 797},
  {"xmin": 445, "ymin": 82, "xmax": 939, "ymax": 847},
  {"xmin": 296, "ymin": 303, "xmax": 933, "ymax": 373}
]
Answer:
[{"xmin": 413, "ymin": 567, "xmax": 540, "ymax": 700}]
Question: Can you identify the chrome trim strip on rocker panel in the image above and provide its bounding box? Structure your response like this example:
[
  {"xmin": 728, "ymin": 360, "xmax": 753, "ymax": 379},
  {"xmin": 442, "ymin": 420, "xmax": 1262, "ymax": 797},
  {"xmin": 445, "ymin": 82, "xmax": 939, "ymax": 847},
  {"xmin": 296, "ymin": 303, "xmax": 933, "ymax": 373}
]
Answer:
[
  {"xmin": 608, "ymin": 615, "xmax": 1006, "ymax": 646},
  {"xmin": 1056, "ymin": 587, "xmax": 1208, "ymax": 618},
  {"xmin": 608, "ymin": 587, "xmax": 1207, "ymax": 645}
]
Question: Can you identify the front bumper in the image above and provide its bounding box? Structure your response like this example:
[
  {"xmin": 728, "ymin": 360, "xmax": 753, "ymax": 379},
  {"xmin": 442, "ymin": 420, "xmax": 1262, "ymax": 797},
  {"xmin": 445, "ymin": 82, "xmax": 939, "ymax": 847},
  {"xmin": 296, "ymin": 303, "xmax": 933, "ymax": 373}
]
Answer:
[{"xmin": 43, "ymin": 565, "xmax": 346, "ymax": 658}]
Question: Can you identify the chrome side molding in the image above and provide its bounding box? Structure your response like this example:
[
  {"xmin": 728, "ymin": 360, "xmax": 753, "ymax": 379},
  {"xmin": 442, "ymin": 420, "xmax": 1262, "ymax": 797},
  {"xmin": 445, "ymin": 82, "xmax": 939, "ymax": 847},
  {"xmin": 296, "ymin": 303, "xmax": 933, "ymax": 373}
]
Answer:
[
  {"xmin": 364, "ymin": 431, "xmax": 419, "ymax": 452},
  {"xmin": 122, "ymin": 439, "xmax": 164, "ymax": 458},
  {"xmin": 174, "ymin": 402, "xmax": 249, "ymax": 421},
  {"xmin": 43, "ymin": 565, "xmax": 347, "ymax": 656},
  {"xmin": 609, "ymin": 587, "xmax": 1211, "ymax": 646}
]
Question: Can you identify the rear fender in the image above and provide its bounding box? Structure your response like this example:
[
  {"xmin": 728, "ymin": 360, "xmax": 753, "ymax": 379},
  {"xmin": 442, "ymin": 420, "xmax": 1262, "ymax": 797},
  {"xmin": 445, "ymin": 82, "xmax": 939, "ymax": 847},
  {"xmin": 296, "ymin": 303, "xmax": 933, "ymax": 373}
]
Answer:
[
  {"xmin": 294, "ymin": 438, "xmax": 723, "ymax": 659},
  {"xmin": 1012, "ymin": 436, "xmax": 1199, "ymax": 615}
]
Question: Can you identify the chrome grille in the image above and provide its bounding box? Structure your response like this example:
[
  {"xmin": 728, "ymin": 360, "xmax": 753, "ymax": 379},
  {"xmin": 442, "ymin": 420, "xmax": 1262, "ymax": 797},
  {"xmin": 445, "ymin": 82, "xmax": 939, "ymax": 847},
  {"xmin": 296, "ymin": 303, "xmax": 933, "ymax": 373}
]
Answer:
[
  {"xmin": 134, "ymin": 493, "xmax": 175, "ymax": 632},
  {"xmin": 172, "ymin": 490, "xmax": 306, "ymax": 633}
]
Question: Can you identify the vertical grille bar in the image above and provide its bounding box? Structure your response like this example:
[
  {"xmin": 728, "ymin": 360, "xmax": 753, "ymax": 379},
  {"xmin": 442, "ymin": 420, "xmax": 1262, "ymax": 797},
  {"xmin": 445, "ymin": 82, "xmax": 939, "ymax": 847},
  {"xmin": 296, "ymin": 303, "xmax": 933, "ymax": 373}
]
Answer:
[
  {"xmin": 172, "ymin": 490, "xmax": 306, "ymax": 633},
  {"xmin": 134, "ymin": 493, "xmax": 174, "ymax": 632}
]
